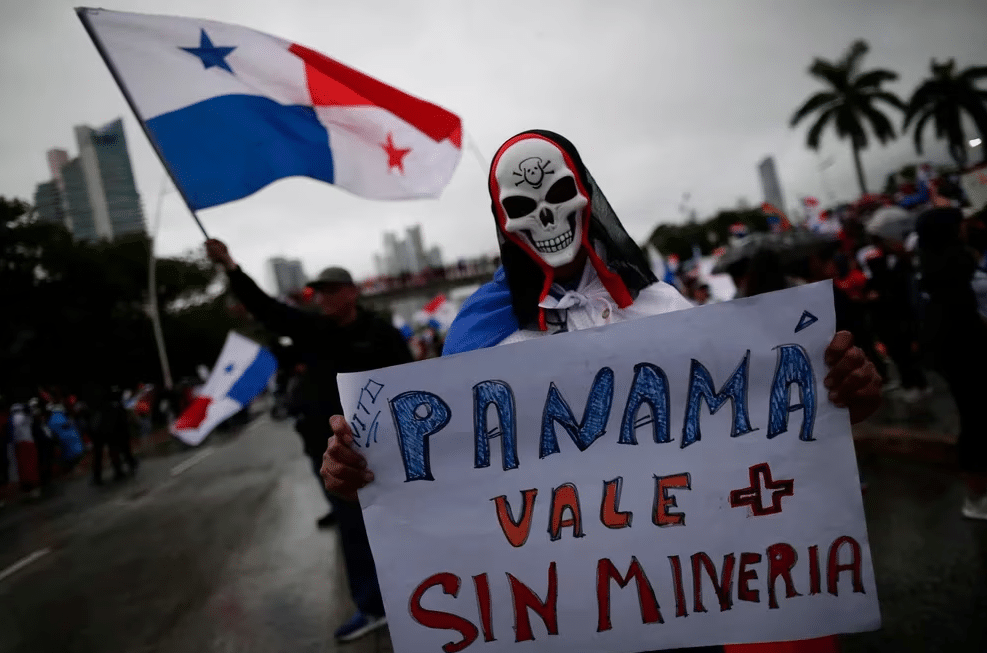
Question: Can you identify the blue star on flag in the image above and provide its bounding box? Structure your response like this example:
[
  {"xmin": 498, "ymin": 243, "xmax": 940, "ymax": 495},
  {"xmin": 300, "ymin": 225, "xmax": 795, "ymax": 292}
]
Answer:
[
  {"xmin": 180, "ymin": 29, "xmax": 236, "ymax": 74},
  {"xmin": 224, "ymin": 363, "xmax": 235, "ymax": 374}
]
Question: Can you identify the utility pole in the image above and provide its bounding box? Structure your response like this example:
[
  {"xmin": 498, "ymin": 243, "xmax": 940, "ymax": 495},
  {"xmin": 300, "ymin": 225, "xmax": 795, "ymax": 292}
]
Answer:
[
  {"xmin": 148, "ymin": 178, "xmax": 173, "ymax": 390},
  {"xmin": 818, "ymin": 155, "xmax": 837, "ymax": 202}
]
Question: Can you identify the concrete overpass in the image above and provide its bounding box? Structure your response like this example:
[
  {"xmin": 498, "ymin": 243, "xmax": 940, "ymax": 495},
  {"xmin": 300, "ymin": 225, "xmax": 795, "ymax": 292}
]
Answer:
[{"xmin": 358, "ymin": 261, "xmax": 499, "ymax": 322}]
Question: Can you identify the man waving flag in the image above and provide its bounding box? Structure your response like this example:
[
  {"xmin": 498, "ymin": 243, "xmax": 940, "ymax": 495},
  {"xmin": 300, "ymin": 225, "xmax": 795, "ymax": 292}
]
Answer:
[{"xmin": 77, "ymin": 8, "xmax": 463, "ymax": 210}]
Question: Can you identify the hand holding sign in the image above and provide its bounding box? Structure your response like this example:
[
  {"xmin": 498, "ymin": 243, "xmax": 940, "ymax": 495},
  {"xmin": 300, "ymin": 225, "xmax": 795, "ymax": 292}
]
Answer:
[
  {"xmin": 321, "ymin": 415, "xmax": 373, "ymax": 501},
  {"xmin": 822, "ymin": 332, "xmax": 882, "ymax": 422}
]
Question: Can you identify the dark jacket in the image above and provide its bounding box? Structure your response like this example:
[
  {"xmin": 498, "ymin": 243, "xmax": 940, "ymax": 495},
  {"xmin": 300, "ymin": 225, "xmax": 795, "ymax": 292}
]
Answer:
[
  {"xmin": 227, "ymin": 268, "xmax": 412, "ymax": 455},
  {"xmin": 864, "ymin": 251, "xmax": 916, "ymax": 318},
  {"xmin": 916, "ymin": 208, "xmax": 987, "ymax": 364},
  {"xmin": 93, "ymin": 400, "xmax": 131, "ymax": 440}
]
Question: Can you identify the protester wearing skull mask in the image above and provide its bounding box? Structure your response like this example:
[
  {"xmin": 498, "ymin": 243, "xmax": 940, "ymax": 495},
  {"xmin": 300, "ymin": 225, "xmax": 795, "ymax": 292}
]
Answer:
[{"xmin": 321, "ymin": 130, "xmax": 882, "ymax": 653}]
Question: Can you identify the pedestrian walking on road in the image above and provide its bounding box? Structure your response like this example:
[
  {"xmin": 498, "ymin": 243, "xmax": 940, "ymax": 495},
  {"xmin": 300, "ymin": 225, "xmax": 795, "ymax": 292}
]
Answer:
[
  {"xmin": 9, "ymin": 403, "xmax": 40, "ymax": 497},
  {"xmin": 29, "ymin": 399, "xmax": 55, "ymax": 494},
  {"xmin": 91, "ymin": 388, "xmax": 138, "ymax": 485},
  {"xmin": 46, "ymin": 403, "xmax": 84, "ymax": 470}
]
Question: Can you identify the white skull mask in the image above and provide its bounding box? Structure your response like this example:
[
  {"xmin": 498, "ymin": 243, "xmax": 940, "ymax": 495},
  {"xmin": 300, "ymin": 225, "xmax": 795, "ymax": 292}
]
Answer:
[{"xmin": 493, "ymin": 137, "xmax": 589, "ymax": 268}]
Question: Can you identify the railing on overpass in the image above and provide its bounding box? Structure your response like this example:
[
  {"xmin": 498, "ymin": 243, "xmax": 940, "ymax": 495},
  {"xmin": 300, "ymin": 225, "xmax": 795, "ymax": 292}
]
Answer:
[{"xmin": 358, "ymin": 257, "xmax": 500, "ymax": 304}]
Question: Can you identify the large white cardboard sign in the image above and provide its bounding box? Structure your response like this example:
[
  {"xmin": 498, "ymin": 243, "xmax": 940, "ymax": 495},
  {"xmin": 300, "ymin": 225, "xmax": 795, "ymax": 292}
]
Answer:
[{"xmin": 338, "ymin": 281, "xmax": 880, "ymax": 653}]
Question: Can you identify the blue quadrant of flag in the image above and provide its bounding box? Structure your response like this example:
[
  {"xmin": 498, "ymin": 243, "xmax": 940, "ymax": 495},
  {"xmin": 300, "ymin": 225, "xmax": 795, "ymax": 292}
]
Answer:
[{"xmin": 227, "ymin": 346, "xmax": 278, "ymax": 405}]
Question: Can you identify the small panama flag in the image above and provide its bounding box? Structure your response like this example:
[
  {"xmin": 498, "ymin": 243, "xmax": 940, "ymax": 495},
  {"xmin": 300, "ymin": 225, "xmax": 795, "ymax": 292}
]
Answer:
[
  {"xmin": 171, "ymin": 331, "xmax": 277, "ymax": 446},
  {"xmin": 761, "ymin": 202, "xmax": 793, "ymax": 233},
  {"xmin": 414, "ymin": 294, "xmax": 457, "ymax": 332},
  {"xmin": 730, "ymin": 222, "xmax": 749, "ymax": 238},
  {"xmin": 392, "ymin": 314, "xmax": 414, "ymax": 340}
]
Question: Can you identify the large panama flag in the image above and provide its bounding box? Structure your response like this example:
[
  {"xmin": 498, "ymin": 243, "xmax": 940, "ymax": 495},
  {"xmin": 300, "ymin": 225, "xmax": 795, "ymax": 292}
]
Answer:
[{"xmin": 77, "ymin": 8, "xmax": 463, "ymax": 209}]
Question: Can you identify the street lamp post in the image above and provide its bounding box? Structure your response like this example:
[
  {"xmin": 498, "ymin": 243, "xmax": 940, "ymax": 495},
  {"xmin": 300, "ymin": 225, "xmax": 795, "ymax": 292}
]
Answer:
[{"xmin": 148, "ymin": 178, "xmax": 174, "ymax": 391}]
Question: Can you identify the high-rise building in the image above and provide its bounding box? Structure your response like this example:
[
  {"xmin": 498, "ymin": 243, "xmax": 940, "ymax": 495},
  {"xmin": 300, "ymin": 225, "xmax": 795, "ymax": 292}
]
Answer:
[
  {"xmin": 61, "ymin": 157, "xmax": 98, "ymax": 240},
  {"xmin": 375, "ymin": 224, "xmax": 442, "ymax": 277},
  {"xmin": 382, "ymin": 232, "xmax": 403, "ymax": 276},
  {"xmin": 405, "ymin": 225, "xmax": 427, "ymax": 274},
  {"xmin": 426, "ymin": 245, "xmax": 443, "ymax": 269},
  {"xmin": 33, "ymin": 181, "xmax": 65, "ymax": 227},
  {"xmin": 758, "ymin": 156, "xmax": 785, "ymax": 211},
  {"xmin": 268, "ymin": 257, "xmax": 307, "ymax": 298},
  {"xmin": 32, "ymin": 118, "xmax": 145, "ymax": 242}
]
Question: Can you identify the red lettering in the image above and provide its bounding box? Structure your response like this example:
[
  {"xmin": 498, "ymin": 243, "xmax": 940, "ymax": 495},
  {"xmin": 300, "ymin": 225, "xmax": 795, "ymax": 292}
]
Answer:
[
  {"xmin": 766, "ymin": 543, "xmax": 801, "ymax": 609},
  {"xmin": 507, "ymin": 562, "xmax": 559, "ymax": 642},
  {"xmin": 738, "ymin": 552, "xmax": 762, "ymax": 603},
  {"xmin": 492, "ymin": 489, "xmax": 538, "ymax": 547},
  {"xmin": 691, "ymin": 552, "xmax": 736, "ymax": 613},
  {"xmin": 409, "ymin": 573, "xmax": 479, "ymax": 653},
  {"xmin": 827, "ymin": 535, "xmax": 865, "ymax": 596},
  {"xmin": 596, "ymin": 557, "xmax": 663, "ymax": 632},
  {"xmin": 548, "ymin": 483, "xmax": 584, "ymax": 540},
  {"xmin": 809, "ymin": 545, "xmax": 821, "ymax": 595},
  {"xmin": 653, "ymin": 473, "xmax": 691, "ymax": 527},
  {"xmin": 472, "ymin": 574, "xmax": 495, "ymax": 642},
  {"xmin": 601, "ymin": 477, "xmax": 633, "ymax": 529},
  {"xmin": 668, "ymin": 555, "xmax": 689, "ymax": 617}
]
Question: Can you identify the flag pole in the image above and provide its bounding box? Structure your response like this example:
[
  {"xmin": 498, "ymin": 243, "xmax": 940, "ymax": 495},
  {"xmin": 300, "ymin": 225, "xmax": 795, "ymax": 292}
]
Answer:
[
  {"xmin": 465, "ymin": 131, "xmax": 489, "ymax": 174},
  {"xmin": 76, "ymin": 7, "xmax": 210, "ymax": 239}
]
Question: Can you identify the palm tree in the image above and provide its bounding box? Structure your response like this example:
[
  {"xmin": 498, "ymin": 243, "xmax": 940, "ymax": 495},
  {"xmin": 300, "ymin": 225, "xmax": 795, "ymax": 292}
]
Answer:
[
  {"xmin": 790, "ymin": 40, "xmax": 904, "ymax": 195},
  {"xmin": 903, "ymin": 59, "xmax": 987, "ymax": 169}
]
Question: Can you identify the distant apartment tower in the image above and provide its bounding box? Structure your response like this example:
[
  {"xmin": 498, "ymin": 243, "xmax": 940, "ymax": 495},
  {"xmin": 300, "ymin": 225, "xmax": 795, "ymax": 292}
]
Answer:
[
  {"xmin": 758, "ymin": 156, "xmax": 785, "ymax": 211},
  {"xmin": 32, "ymin": 118, "xmax": 145, "ymax": 241},
  {"xmin": 268, "ymin": 257, "xmax": 307, "ymax": 298},
  {"xmin": 426, "ymin": 245, "xmax": 443, "ymax": 269},
  {"xmin": 404, "ymin": 225, "xmax": 427, "ymax": 275},
  {"xmin": 375, "ymin": 224, "xmax": 442, "ymax": 277}
]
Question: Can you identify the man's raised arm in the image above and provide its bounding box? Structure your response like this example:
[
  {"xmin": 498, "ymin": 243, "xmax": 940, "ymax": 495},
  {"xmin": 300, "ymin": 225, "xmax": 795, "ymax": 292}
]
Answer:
[{"xmin": 205, "ymin": 238, "xmax": 323, "ymax": 338}]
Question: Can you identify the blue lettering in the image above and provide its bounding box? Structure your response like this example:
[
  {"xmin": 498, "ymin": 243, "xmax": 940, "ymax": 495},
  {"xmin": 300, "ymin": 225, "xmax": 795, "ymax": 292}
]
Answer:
[
  {"xmin": 473, "ymin": 380, "xmax": 519, "ymax": 470},
  {"xmin": 682, "ymin": 351, "xmax": 756, "ymax": 448},
  {"xmin": 540, "ymin": 367, "xmax": 615, "ymax": 458},
  {"xmin": 389, "ymin": 391, "xmax": 452, "ymax": 482},
  {"xmin": 620, "ymin": 363, "xmax": 671, "ymax": 445},
  {"xmin": 767, "ymin": 344, "xmax": 816, "ymax": 441}
]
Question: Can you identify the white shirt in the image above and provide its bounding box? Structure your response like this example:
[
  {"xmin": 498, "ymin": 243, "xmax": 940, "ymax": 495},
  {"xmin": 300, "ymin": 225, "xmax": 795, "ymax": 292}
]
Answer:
[
  {"xmin": 498, "ymin": 257, "xmax": 694, "ymax": 347},
  {"xmin": 9, "ymin": 407, "xmax": 33, "ymax": 444}
]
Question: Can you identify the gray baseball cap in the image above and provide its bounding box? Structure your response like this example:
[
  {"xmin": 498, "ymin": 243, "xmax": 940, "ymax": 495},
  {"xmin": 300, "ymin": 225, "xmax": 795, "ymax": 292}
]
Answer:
[{"xmin": 307, "ymin": 266, "xmax": 354, "ymax": 288}]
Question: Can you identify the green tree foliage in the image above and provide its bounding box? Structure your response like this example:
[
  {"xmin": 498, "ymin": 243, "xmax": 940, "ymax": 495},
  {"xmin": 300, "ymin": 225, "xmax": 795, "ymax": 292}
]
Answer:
[
  {"xmin": 903, "ymin": 58, "xmax": 987, "ymax": 168},
  {"xmin": 647, "ymin": 208, "xmax": 769, "ymax": 259},
  {"xmin": 0, "ymin": 196, "xmax": 246, "ymax": 400},
  {"xmin": 790, "ymin": 40, "xmax": 905, "ymax": 195}
]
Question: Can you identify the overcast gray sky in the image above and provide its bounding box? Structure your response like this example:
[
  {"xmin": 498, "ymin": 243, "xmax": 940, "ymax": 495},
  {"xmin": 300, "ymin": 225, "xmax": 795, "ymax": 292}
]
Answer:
[{"xmin": 2, "ymin": 0, "xmax": 985, "ymax": 291}]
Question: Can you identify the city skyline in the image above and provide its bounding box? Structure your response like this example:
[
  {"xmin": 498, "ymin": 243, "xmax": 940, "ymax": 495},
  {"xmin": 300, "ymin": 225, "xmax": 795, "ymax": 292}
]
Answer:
[
  {"xmin": 1, "ymin": 1, "xmax": 983, "ymax": 289},
  {"xmin": 373, "ymin": 224, "xmax": 443, "ymax": 278}
]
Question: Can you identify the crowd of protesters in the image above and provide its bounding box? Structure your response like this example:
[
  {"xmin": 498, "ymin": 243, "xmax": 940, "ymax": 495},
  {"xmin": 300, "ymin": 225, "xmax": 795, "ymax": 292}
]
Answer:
[
  {"xmin": 667, "ymin": 165, "xmax": 980, "ymax": 395},
  {"xmin": 659, "ymin": 163, "xmax": 987, "ymax": 519},
  {"xmin": 0, "ymin": 384, "xmax": 170, "ymax": 503}
]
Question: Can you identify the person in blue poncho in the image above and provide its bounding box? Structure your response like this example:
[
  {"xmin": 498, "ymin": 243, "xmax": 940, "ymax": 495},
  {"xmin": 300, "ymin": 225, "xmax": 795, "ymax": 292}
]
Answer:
[
  {"xmin": 46, "ymin": 402, "xmax": 84, "ymax": 467},
  {"xmin": 321, "ymin": 130, "xmax": 883, "ymax": 653}
]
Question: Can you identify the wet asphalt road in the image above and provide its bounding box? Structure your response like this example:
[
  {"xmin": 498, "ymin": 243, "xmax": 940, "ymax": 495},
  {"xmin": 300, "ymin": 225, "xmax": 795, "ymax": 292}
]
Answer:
[
  {"xmin": 842, "ymin": 455, "xmax": 987, "ymax": 652},
  {"xmin": 0, "ymin": 412, "xmax": 393, "ymax": 653},
  {"xmin": 0, "ymin": 410, "xmax": 984, "ymax": 653}
]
